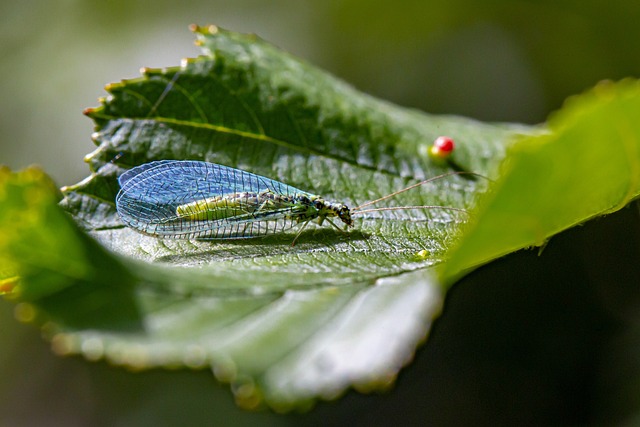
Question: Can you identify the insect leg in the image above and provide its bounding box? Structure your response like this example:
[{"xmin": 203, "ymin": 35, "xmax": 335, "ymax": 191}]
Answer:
[
  {"xmin": 325, "ymin": 217, "xmax": 349, "ymax": 233},
  {"xmin": 291, "ymin": 220, "xmax": 311, "ymax": 247}
]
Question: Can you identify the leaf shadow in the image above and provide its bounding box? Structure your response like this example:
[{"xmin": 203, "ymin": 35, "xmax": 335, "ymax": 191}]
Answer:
[{"xmin": 153, "ymin": 228, "xmax": 370, "ymax": 263}]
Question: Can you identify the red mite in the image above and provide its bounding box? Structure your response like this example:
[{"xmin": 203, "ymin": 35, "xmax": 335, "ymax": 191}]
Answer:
[{"xmin": 429, "ymin": 136, "xmax": 455, "ymax": 159}]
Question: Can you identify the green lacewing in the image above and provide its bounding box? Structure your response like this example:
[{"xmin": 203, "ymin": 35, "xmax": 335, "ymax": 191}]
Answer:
[{"xmin": 115, "ymin": 160, "xmax": 473, "ymax": 244}]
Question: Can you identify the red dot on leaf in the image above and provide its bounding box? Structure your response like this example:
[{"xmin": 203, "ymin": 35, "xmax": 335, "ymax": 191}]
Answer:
[
  {"xmin": 428, "ymin": 136, "xmax": 455, "ymax": 160},
  {"xmin": 434, "ymin": 136, "xmax": 455, "ymax": 153}
]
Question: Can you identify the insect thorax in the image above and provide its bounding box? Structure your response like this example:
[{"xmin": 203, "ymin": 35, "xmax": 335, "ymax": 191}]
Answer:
[{"xmin": 293, "ymin": 195, "xmax": 353, "ymax": 227}]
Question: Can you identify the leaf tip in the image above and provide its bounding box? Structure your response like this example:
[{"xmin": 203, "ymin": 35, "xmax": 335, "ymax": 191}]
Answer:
[
  {"xmin": 103, "ymin": 82, "xmax": 118, "ymax": 92},
  {"xmin": 82, "ymin": 107, "xmax": 98, "ymax": 117},
  {"xmin": 190, "ymin": 23, "xmax": 219, "ymax": 36},
  {"xmin": 0, "ymin": 276, "xmax": 19, "ymax": 296},
  {"xmin": 140, "ymin": 66, "xmax": 162, "ymax": 76}
]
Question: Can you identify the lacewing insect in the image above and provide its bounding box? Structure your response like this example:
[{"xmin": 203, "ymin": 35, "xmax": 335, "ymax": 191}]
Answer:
[{"xmin": 115, "ymin": 160, "xmax": 475, "ymax": 245}]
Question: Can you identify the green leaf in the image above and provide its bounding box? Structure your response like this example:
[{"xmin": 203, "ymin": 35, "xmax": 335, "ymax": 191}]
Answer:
[
  {"xmin": 442, "ymin": 80, "xmax": 640, "ymax": 282},
  {"xmin": 0, "ymin": 167, "xmax": 138, "ymax": 328},
  {"xmin": 6, "ymin": 25, "xmax": 523, "ymax": 410}
]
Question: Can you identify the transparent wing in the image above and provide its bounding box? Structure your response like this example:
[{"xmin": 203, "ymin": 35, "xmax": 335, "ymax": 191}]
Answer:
[
  {"xmin": 194, "ymin": 217, "xmax": 301, "ymax": 240},
  {"xmin": 116, "ymin": 160, "xmax": 313, "ymax": 239}
]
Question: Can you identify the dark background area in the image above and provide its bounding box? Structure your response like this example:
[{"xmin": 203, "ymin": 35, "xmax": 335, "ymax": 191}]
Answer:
[{"xmin": 2, "ymin": 1, "xmax": 640, "ymax": 425}]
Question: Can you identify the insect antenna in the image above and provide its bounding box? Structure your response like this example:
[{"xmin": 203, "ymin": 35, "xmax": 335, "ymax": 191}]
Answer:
[
  {"xmin": 352, "ymin": 205, "xmax": 469, "ymax": 216},
  {"xmin": 351, "ymin": 171, "xmax": 490, "ymax": 213},
  {"xmin": 96, "ymin": 72, "xmax": 182, "ymax": 169},
  {"xmin": 147, "ymin": 71, "xmax": 181, "ymax": 118}
]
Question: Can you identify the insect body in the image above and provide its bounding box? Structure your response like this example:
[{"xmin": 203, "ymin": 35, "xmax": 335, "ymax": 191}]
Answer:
[{"xmin": 116, "ymin": 160, "xmax": 353, "ymax": 240}]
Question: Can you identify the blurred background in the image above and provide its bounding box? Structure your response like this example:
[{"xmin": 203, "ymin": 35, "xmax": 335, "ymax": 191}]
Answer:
[
  {"xmin": 3, "ymin": 0, "xmax": 640, "ymax": 185},
  {"xmin": 2, "ymin": 1, "xmax": 640, "ymax": 425}
]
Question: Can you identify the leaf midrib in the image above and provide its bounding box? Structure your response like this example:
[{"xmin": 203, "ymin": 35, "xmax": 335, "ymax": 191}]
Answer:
[{"xmin": 89, "ymin": 113, "xmax": 419, "ymax": 179}]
